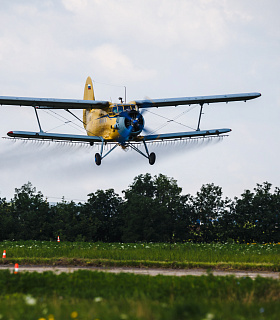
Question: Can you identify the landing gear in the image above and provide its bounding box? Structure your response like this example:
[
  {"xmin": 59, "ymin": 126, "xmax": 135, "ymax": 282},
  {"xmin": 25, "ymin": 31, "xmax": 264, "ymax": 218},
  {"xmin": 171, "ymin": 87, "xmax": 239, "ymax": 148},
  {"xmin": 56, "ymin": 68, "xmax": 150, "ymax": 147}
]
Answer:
[
  {"xmin": 95, "ymin": 153, "xmax": 101, "ymax": 166},
  {"xmin": 93, "ymin": 137, "xmax": 156, "ymax": 166},
  {"xmin": 94, "ymin": 142, "xmax": 119, "ymax": 165},
  {"xmin": 149, "ymin": 152, "xmax": 156, "ymax": 165},
  {"xmin": 128, "ymin": 140, "xmax": 156, "ymax": 165}
]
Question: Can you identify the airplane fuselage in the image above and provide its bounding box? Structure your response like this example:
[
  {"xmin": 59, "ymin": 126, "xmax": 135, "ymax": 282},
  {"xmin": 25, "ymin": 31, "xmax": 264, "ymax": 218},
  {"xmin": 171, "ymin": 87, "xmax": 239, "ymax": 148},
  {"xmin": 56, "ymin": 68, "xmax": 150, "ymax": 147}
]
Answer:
[
  {"xmin": 84, "ymin": 102, "xmax": 143, "ymax": 142},
  {"xmin": 83, "ymin": 76, "xmax": 143, "ymax": 142}
]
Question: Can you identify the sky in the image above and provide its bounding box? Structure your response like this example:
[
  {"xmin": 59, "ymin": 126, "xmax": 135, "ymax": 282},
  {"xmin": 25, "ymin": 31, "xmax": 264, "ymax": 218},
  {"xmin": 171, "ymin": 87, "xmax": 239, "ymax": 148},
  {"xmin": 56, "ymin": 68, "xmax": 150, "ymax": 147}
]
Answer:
[{"xmin": 0, "ymin": 0, "xmax": 279, "ymax": 202}]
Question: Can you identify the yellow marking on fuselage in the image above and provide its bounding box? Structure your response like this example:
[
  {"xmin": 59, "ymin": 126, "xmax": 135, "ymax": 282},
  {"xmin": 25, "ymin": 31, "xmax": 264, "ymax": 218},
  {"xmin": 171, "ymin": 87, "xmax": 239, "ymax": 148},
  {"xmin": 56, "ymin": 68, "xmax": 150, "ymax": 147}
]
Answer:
[
  {"xmin": 85, "ymin": 105, "xmax": 119, "ymax": 140},
  {"xmin": 82, "ymin": 77, "xmax": 119, "ymax": 140}
]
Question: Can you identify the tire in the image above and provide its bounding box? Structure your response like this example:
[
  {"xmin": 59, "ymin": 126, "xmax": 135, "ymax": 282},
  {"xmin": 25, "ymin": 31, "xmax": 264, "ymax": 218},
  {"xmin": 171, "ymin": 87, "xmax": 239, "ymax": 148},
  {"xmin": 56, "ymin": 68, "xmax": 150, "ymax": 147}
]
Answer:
[
  {"xmin": 149, "ymin": 152, "xmax": 156, "ymax": 165},
  {"xmin": 95, "ymin": 153, "xmax": 101, "ymax": 166}
]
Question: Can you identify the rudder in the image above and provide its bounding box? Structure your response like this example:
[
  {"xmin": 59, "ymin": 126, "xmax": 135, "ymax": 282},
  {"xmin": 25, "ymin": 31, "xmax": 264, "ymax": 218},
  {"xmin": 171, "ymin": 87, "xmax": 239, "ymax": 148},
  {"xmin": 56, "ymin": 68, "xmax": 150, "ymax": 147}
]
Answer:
[{"xmin": 83, "ymin": 76, "xmax": 95, "ymax": 129}]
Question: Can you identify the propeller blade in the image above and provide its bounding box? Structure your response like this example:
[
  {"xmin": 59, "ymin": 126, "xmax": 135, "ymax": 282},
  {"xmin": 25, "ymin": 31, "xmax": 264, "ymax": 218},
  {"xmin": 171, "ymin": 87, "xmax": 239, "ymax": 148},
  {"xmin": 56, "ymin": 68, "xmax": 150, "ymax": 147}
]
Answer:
[
  {"xmin": 141, "ymin": 126, "xmax": 152, "ymax": 134},
  {"xmin": 119, "ymin": 111, "xmax": 132, "ymax": 121},
  {"xmin": 118, "ymin": 125, "xmax": 133, "ymax": 144}
]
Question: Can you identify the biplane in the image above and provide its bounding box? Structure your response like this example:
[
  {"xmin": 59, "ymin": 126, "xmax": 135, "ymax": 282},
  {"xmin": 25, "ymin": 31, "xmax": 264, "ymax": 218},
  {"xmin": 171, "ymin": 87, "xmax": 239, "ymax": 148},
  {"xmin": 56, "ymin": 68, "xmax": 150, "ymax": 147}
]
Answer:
[{"xmin": 0, "ymin": 77, "xmax": 261, "ymax": 165}]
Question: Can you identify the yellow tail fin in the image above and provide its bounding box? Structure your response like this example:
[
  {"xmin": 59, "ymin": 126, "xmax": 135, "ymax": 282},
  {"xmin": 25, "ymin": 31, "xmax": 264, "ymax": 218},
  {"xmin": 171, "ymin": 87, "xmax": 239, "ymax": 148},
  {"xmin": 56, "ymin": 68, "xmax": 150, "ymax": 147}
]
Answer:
[
  {"xmin": 83, "ymin": 76, "xmax": 95, "ymax": 129},
  {"xmin": 83, "ymin": 76, "xmax": 95, "ymax": 100}
]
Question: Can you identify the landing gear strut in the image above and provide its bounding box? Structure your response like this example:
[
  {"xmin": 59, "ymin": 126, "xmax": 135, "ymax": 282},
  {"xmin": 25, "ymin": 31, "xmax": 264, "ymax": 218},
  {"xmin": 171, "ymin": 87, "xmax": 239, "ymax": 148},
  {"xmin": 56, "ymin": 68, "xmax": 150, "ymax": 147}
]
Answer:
[
  {"xmin": 94, "ymin": 138, "xmax": 119, "ymax": 166},
  {"xmin": 128, "ymin": 139, "xmax": 156, "ymax": 165},
  {"xmin": 93, "ymin": 137, "xmax": 156, "ymax": 166}
]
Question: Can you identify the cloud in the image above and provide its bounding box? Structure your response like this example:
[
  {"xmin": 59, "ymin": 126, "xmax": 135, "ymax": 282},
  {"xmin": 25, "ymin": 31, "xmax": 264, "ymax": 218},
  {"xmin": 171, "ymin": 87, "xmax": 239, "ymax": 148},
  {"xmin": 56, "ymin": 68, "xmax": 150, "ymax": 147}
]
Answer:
[
  {"xmin": 90, "ymin": 44, "xmax": 156, "ymax": 82},
  {"xmin": 61, "ymin": 0, "xmax": 88, "ymax": 12},
  {"xmin": 0, "ymin": 0, "xmax": 279, "ymax": 202}
]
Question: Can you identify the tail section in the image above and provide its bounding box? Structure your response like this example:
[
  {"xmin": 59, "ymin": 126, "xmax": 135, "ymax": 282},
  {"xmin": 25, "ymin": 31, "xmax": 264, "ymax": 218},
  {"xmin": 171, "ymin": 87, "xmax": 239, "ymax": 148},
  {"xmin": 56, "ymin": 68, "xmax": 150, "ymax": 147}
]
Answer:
[
  {"xmin": 83, "ymin": 76, "xmax": 95, "ymax": 100},
  {"xmin": 83, "ymin": 76, "xmax": 95, "ymax": 129}
]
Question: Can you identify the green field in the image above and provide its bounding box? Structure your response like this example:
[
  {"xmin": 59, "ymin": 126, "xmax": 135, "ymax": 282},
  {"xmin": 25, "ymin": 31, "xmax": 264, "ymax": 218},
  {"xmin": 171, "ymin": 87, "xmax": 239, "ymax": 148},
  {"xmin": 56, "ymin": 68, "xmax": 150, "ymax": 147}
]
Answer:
[
  {"xmin": 0, "ymin": 270, "xmax": 280, "ymax": 320},
  {"xmin": 1, "ymin": 241, "xmax": 280, "ymax": 271},
  {"xmin": 1, "ymin": 241, "xmax": 280, "ymax": 319}
]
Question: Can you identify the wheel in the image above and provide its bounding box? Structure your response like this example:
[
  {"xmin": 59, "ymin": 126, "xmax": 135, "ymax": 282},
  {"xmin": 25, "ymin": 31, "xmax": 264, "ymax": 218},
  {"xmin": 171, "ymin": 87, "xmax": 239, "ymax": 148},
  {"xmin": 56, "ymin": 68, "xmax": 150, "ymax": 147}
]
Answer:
[
  {"xmin": 95, "ymin": 153, "xmax": 101, "ymax": 166},
  {"xmin": 149, "ymin": 152, "xmax": 156, "ymax": 165}
]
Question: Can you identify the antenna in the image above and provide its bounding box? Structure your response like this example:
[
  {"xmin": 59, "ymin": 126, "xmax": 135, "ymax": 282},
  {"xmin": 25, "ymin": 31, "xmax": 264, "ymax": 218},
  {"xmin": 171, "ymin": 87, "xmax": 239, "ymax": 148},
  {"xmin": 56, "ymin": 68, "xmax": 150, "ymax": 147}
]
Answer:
[{"xmin": 93, "ymin": 80, "xmax": 127, "ymax": 103}]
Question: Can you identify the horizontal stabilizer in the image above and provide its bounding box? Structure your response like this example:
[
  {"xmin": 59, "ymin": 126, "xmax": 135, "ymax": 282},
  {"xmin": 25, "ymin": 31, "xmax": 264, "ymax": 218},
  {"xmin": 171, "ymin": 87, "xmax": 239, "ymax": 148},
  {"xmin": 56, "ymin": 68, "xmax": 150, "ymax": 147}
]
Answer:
[{"xmin": 137, "ymin": 128, "xmax": 231, "ymax": 141}]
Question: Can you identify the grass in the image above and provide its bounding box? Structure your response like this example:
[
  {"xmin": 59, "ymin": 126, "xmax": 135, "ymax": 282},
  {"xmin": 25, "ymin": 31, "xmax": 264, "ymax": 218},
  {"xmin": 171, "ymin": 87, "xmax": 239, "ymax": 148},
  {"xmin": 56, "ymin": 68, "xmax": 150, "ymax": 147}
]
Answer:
[
  {"xmin": 1, "ymin": 241, "xmax": 280, "ymax": 319},
  {"xmin": 1, "ymin": 241, "xmax": 280, "ymax": 271},
  {"xmin": 0, "ymin": 270, "xmax": 280, "ymax": 320}
]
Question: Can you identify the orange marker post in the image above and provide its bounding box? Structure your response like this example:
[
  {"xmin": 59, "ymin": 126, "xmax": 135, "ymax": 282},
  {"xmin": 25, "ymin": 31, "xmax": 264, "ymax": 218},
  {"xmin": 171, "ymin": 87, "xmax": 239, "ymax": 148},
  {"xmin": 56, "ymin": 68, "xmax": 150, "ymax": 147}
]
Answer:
[
  {"xmin": 57, "ymin": 236, "xmax": 60, "ymax": 242},
  {"xmin": 14, "ymin": 263, "xmax": 19, "ymax": 274},
  {"xmin": 2, "ymin": 250, "xmax": 6, "ymax": 258}
]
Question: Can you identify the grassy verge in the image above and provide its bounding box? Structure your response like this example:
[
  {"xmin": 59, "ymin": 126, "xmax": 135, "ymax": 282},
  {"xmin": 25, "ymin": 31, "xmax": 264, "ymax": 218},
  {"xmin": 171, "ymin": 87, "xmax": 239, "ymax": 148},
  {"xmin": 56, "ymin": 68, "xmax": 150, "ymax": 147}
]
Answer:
[
  {"xmin": 0, "ymin": 270, "xmax": 280, "ymax": 320},
  {"xmin": 1, "ymin": 241, "xmax": 280, "ymax": 271},
  {"xmin": 1, "ymin": 257, "xmax": 280, "ymax": 272}
]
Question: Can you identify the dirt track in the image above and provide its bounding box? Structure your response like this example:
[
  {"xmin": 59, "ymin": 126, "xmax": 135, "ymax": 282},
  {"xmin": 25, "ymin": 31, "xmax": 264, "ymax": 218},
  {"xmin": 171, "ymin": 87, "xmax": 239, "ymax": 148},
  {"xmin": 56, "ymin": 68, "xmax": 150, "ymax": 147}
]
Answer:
[{"xmin": 1, "ymin": 265, "xmax": 279, "ymax": 279}]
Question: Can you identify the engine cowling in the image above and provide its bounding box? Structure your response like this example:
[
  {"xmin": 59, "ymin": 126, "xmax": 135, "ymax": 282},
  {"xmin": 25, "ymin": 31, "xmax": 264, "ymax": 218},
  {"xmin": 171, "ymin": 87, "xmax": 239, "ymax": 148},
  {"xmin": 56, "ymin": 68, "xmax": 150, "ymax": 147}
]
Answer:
[{"xmin": 115, "ymin": 110, "xmax": 144, "ymax": 141}]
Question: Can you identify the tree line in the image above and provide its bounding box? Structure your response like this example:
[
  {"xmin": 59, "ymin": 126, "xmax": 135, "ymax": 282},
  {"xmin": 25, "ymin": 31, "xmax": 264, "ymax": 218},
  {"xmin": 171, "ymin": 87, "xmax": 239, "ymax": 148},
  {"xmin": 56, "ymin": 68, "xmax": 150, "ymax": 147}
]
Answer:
[{"xmin": 0, "ymin": 174, "xmax": 279, "ymax": 243}]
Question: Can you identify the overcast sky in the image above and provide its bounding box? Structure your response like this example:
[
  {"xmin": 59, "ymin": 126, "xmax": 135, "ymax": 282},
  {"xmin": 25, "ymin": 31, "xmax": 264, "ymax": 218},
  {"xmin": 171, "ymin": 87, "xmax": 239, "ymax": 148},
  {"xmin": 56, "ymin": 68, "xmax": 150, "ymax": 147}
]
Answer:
[{"xmin": 0, "ymin": 0, "xmax": 279, "ymax": 202}]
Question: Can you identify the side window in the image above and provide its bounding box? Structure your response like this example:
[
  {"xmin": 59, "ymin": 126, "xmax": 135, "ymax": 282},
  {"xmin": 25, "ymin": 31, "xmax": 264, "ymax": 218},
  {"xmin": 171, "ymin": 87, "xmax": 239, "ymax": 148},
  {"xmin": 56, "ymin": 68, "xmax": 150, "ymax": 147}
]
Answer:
[
  {"xmin": 124, "ymin": 106, "xmax": 131, "ymax": 111},
  {"xmin": 112, "ymin": 106, "xmax": 118, "ymax": 114}
]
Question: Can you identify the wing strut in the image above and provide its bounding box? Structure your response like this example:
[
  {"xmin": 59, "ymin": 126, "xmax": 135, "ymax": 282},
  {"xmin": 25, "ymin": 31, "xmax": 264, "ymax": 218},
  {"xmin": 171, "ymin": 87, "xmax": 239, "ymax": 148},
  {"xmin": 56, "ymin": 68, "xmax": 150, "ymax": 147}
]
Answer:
[
  {"xmin": 34, "ymin": 107, "xmax": 43, "ymax": 133},
  {"xmin": 197, "ymin": 103, "xmax": 204, "ymax": 131}
]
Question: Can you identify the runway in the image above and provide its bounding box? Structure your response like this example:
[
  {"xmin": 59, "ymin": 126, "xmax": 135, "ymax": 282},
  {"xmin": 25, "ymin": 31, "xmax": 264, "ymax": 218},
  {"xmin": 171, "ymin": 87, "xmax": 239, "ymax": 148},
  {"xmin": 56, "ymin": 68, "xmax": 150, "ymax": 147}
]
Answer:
[{"xmin": 1, "ymin": 265, "xmax": 279, "ymax": 279}]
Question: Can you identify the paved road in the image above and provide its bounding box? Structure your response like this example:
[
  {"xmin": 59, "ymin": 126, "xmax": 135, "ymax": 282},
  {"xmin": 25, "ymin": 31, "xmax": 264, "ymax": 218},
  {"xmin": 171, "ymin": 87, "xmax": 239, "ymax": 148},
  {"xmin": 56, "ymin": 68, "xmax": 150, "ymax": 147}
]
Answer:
[{"xmin": 1, "ymin": 265, "xmax": 279, "ymax": 279}]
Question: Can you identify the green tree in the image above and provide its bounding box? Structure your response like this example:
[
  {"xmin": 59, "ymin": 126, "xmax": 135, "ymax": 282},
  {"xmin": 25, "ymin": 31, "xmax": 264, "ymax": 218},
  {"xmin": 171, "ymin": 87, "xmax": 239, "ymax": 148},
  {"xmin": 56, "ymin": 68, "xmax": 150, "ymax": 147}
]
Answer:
[
  {"xmin": 51, "ymin": 200, "xmax": 82, "ymax": 241},
  {"xmin": 122, "ymin": 173, "xmax": 186, "ymax": 242},
  {"xmin": 232, "ymin": 182, "xmax": 280, "ymax": 243},
  {"xmin": 190, "ymin": 183, "xmax": 229, "ymax": 242},
  {"xmin": 12, "ymin": 182, "xmax": 51, "ymax": 240},
  {"xmin": 81, "ymin": 189, "xmax": 123, "ymax": 242},
  {"xmin": 0, "ymin": 197, "xmax": 16, "ymax": 241}
]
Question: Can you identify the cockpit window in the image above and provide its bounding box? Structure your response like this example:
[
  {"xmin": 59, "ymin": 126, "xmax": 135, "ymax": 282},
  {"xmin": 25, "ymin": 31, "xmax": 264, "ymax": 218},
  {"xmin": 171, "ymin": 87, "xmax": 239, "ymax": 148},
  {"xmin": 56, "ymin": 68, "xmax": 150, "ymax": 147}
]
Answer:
[{"xmin": 112, "ymin": 105, "xmax": 135, "ymax": 114}]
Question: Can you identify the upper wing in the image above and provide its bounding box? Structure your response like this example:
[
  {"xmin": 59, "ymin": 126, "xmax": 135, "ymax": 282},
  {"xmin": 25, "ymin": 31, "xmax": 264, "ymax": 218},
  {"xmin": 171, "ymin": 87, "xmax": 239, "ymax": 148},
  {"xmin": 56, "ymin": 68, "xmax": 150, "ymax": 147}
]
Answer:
[
  {"xmin": 0, "ymin": 96, "xmax": 109, "ymax": 109},
  {"xmin": 134, "ymin": 92, "xmax": 261, "ymax": 108},
  {"xmin": 135, "ymin": 128, "xmax": 231, "ymax": 142},
  {"xmin": 0, "ymin": 92, "xmax": 261, "ymax": 109}
]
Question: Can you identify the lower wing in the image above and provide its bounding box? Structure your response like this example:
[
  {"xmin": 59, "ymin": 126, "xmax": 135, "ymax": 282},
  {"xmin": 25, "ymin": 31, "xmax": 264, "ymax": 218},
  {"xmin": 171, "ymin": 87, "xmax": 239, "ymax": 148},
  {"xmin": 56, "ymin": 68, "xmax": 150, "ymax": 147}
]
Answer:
[
  {"xmin": 135, "ymin": 128, "xmax": 231, "ymax": 141},
  {"xmin": 7, "ymin": 131, "xmax": 104, "ymax": 143},
  {"xmin": 7, "ymin": 128, "xmax": 231, "ymax": 143}
]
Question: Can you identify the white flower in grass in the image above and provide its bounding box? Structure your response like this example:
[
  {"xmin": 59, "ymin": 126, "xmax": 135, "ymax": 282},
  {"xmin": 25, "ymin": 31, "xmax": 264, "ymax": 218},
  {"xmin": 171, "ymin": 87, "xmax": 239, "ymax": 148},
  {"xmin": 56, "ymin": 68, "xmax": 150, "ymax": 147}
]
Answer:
[
  {"xmin": 24, "ymin": 294, "xmax": 37, "ymax": 306},
  {"xmin": 202, "ymin": 313, "xmax": 215, "ymax": 320},
  {"xmin": 94, "ymin": 297, "xmax": 103, "ymax": 302}
]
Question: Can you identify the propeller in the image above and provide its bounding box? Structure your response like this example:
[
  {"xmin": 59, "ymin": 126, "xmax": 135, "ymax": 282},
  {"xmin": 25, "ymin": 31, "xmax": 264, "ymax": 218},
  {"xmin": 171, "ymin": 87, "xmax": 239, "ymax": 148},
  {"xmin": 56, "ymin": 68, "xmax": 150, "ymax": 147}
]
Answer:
[{"xmin": 118, "ymin": 109, "xmax": 146, "ymax": 143}]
